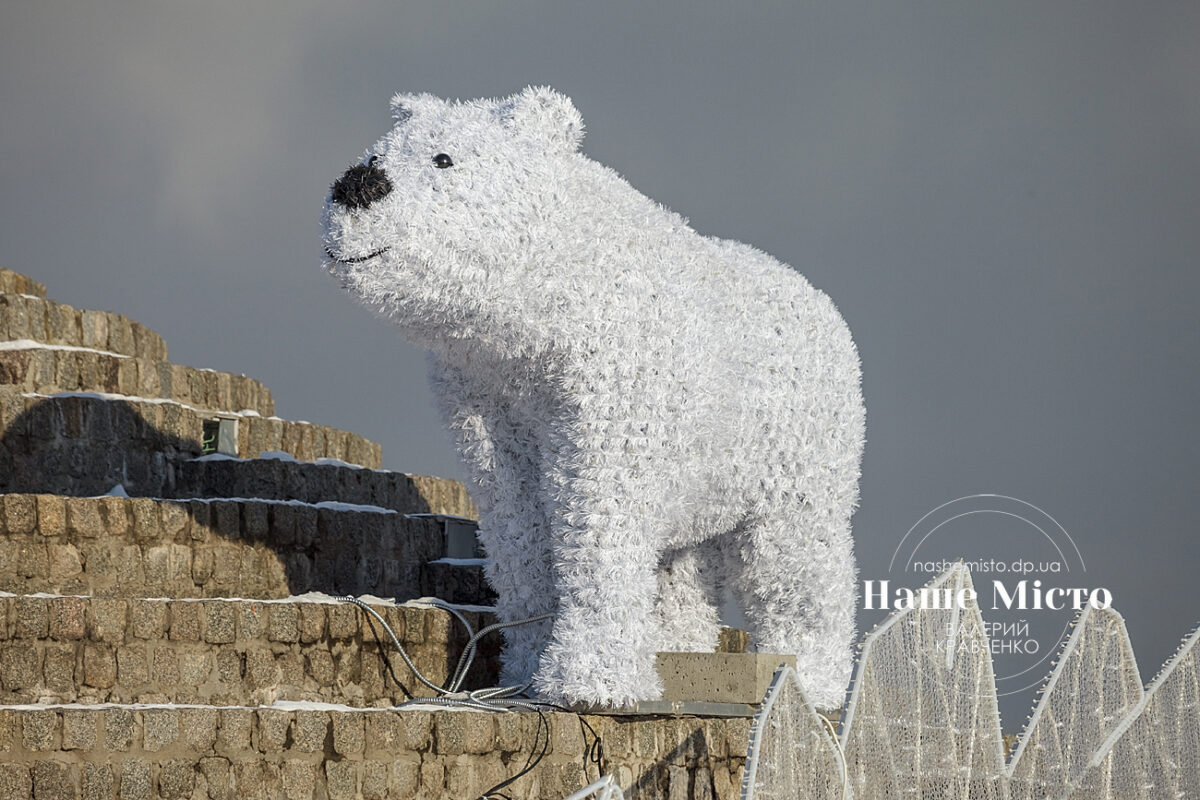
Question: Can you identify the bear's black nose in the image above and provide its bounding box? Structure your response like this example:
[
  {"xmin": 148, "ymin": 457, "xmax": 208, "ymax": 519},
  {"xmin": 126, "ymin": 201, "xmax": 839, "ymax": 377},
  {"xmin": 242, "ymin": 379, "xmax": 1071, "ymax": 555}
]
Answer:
[{"xmin": 331, "ymin": 157, "xmax": 393, "ymax": 209}]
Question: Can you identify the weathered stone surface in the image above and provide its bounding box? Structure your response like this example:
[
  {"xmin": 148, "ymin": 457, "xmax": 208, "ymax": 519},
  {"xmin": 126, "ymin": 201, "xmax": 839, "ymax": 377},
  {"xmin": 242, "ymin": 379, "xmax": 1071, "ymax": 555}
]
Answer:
[
  {"xmin": 116, "ymin": 645, "xmax": 149, "ymax": 688},
  {"xmin": 202, "ymin": 601, "xmax": 236, "ymax": 644},
  {"xmin": 61, "ymin": 710, "xmax": 96, "ymax": 751},
  {"xmin": 326, "ymin": 605, "xmax": 357, "ymax": 640},
  {"xmin": 436, "ymin": 712, "xmax": 495, "ymax": 756},
  {"xmin": 42, "ymin": 643, "xmax": 75, "ymax": 695},
  {"xmin": 158, "ymin": 759, "xmax": 195, "ymax": 800},
  {"xmin": 168, "ymin": 601, "xmax": 202, "ymax": 641},
  {"xmin": 390, "ymin": 759, "xmax": 420, "ymax": 799},
  {"xmin": 495, "ymin": 711, "xmax": 529, "ymax": 753},
  {"xmin": 291, "ymin": 710, "xmax": 328, "ymax": 753},
  {"xmin": 268, "ymin": 604, "xmax": 299, "ymax": 643},
  {"xmin": 364, "ymin": 711, "xmax": 402, "ymax": 751},
  {"xmin": 48, "ymin": 597, "xmax": 86, "ymax": 641},
  {"xmin": 0, "ymin": 267, "xmax": 46, "ymax": 298},
  {"xmin": 129, "ymin": 600, "xmax": 168, "ymax": 640},
  {"xmin": 331, "ymin": 711, "xmax": 365, "ymax": 756},
  {"xmin": 361, "ymin": 760, "xmax": 388, "ymax": 800},
  {"xmin": 119, "ymin": 759, "xmax": 151, "ymax": 800},
  {"xmin": 103, "ymin": 708, "xmax": 135, "ymax": 751},
  {"xmin": 298, "ymin": 604, "xmax": 325, "ymax": 643},
  {"xmin": 421, "ymin": 559, "xmax": 496, "ymax": 606},
  {"xmin": 198, "ymin": 757, "xmax": 231, "ymax": 800},
  {"xmin": 30, "ymin": 759, "xmax": 74, "ymax": 800},
  {"xmin": 257, "ymin": 709, "xmax": 289, "ymax": 752},
  {"xmin": 0, "ymin": 704, "xmax": 766, "ymax": 798},
  {"xmin": 170, "ymin": 458, "xmax": 476, "ymax": 517},
  {"xmin": 419, "ymin": 760, "xmax": 444, "ymax": 797},
  {"xmin": 0, "ymin": 399, "xmax": 380, "ymax": 498},
  {"xmin": 0, "ymin": 642, "xmax": 40, "ymax": 692},
  {"xmin": 0, "ymin": 764, "xmax": 31, "ymax": 799},
  {"xmin": 218, "ymin": 709, "xmax": 252, "ymax": 752},
  {"xmin": 21, "ymin": 709, "xmax": 57, "ymax": 751},
  {"xmin": 281, "ymin": 760, "xmax": 315, "ymax": 800},
  {"xmin": 82, "ymin": 643, "xmax": 116, "ymax": 689},
  {"xmin": 233, "ymin": 759, "xmax": 281, "ymax": 799},
  {"xmin": 35, "ymin": 495, "xmax": 66, "ymax": 538},
  {"xmin": 4, "ymin": 495, "xmax": 36, "ymax": 536},
  {"xmin": 0, "ymin": 346, "xmax": 273, "ymax": 416},
  {"xmin": 0, "ymin": 494, "xmax": 446, "ymax": 600},
  {"xmin": 142, "ymin": 709, "xmax": 179, "ymax": 751},
  {"xmin": 243, "ymin": 648, "xmax": 278, "ymax": 690},
  {"xmin": 88, "ymin": 600, "xmax": 126, "ymax": 644},
  {"xmin": 14, "ymin": 597, "xmax": 48, "ymax": 638},
  {"xmin": 180, "ymin": 707, "xmax": 218, "ymax": 751},
  {"xmin": 81, "ymin": 763, "xmax": 113, "ymax": 800},
  {"xmin": 325, "ymin": 760, "xmax": 357, "ymax": 800}
]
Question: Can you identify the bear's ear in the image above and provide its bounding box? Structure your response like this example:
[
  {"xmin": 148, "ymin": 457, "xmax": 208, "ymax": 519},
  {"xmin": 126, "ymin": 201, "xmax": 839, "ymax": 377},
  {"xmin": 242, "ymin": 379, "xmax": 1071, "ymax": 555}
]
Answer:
[
  {"xmin": 389, "ymin": 94, "xmax": 414, "ymax": 124},
  {"xmin": 498, "ymin": 86, "xmax": 585, "ymax": 152},
  {"xmin": 389, "ymin": 92, "xmax": 442, "ymax": 125}
]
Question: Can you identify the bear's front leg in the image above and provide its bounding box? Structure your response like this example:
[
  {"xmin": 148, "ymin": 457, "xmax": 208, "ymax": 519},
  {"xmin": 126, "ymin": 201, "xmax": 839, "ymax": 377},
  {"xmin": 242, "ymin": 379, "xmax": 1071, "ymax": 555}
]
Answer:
[
  {"xmin": 428, "ymin": 356, "xmax": 556, "ymax": 689},
  {"xmin": 531, "ymin": 480, "xmax": 665, "ymax": 708}
]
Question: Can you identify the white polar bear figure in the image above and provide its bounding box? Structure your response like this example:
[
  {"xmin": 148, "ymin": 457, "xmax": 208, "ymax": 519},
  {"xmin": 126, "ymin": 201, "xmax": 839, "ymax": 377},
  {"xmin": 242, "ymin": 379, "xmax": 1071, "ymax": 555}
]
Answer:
[{"xmin": 322, "ymin": 87, "xmax": 865, "ymax": 709}]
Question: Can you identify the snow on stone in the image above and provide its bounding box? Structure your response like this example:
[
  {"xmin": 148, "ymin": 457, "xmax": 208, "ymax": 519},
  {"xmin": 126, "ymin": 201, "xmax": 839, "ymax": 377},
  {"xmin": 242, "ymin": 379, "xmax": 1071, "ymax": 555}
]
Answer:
[
  {"xmin": 0, "ymin": 339, "xmax": 129, "ymax": 358},
  {"xmin": 0, "ymin": 699, "xmax": 487, "ymax": 713},
  {"xmin": 0, "ymin": 588, "xmax": 427, "ymax": 608},
  {"xmin": 25, "ymin": 391, "xmax": 284, "ymax": 423},
  {"xmin": 185, "ymin": 453, "xmax": 462, "ymax": 486},
  {"xmin": 314, "ymin": 457, "xmax": 365, "ymax": 470},
  {"xmin": 258, "ymin": 450, "xmax": 299, "ymax": 462},
  {"xmin": 86, "ymin": 491, "xmax": 399, "ymax": 515}
]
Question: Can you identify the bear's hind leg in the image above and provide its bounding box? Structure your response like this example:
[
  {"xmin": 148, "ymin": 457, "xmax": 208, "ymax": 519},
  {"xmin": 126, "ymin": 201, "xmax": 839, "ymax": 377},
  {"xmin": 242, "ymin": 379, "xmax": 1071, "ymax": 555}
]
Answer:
[
  {"xmin": 652, "ymin": 541, "xmax": 724, "ymax": 653},
  {"xmin": 732, "ymin": 510, "xmax": 856, "ymax": 710}
]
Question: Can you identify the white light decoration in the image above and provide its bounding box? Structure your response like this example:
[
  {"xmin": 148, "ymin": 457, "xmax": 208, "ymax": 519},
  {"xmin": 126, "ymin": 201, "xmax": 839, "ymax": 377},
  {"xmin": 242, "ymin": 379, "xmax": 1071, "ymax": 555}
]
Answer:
[
  {"xmin": 323, "ymin": 87, "xmax": 865, "ymax": 708},
  {"xmin": 741, "ymin": 564, "xmax": 1200, "ymax": 800}
]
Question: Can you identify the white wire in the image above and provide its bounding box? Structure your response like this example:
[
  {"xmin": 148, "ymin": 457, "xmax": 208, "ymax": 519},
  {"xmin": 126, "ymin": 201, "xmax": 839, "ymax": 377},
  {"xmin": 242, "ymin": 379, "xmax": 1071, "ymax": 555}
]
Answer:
[{"xmin": 818, "ymin": 712, "xmax": 849, "ymax": 800}]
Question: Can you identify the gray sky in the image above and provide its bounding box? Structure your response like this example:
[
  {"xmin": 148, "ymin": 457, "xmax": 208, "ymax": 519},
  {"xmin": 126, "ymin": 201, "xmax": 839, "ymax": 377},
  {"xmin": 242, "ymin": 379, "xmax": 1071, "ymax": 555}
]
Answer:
[{"xmin": 3, "ymin": 1, "xmax": 1198, "ymax": 728}]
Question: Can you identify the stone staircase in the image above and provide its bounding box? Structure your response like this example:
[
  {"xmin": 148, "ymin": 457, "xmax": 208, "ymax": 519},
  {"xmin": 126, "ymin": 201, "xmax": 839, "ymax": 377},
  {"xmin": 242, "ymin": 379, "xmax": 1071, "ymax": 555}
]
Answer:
[{"xmin": 0, "ymin": 267, "xmax": 751, "ymax": 799}]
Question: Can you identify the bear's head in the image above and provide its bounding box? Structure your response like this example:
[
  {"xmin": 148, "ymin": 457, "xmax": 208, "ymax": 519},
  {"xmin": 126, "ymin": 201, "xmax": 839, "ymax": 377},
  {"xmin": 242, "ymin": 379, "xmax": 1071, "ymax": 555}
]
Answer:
[{"xmin": 322, "ymin": 87, "xmax": 586, "ymax": 355}]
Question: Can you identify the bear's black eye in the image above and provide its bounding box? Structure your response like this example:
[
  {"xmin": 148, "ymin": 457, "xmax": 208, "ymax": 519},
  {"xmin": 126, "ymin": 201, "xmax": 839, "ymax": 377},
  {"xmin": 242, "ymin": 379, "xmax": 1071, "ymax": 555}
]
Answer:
[{"xmin": 433, "ymin": 153, "xmax": 454, "ymax": 169}]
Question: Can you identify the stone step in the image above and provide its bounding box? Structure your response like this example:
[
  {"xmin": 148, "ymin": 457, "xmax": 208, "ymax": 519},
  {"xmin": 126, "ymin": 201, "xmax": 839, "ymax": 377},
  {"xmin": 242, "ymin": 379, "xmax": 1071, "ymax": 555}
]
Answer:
[
  {"xmin": 420, "ymin": 559, "xmax": 496, "ymax": 606},
  {"xmin": 0, "ymin": 703, "xmax": 749, "ymax": 800},
  {"xmin": 0, "ymin": 293, "xmax": 167, "ymax": 362},
  {"xmin": 0, "ymin": 268, "xmax": 45, "ymax": 299},
  {"xmin": 169, "ymin": 455, "xmax": 476, "ymax": 518},
  {"xmin": 0, "ymin": 494, "xmax": 443, "ymax": 600},
  {"xmin": 0, "ymin": 594, "xmax": 499, "ymax": 708},
  {"xmin": 0, "ymin": 388, "xmax": 383, "ymax": 497},
  {"xmin": 0, "ymin": 343, "xmax": 274, "ymax": 416}
]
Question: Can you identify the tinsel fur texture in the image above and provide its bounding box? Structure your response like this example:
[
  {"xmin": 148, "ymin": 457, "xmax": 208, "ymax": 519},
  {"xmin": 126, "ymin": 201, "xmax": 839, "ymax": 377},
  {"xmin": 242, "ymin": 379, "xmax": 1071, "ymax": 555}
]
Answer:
[{"xmin": 322, "ymin": 87, "xmax": 865, "ymax": 709}]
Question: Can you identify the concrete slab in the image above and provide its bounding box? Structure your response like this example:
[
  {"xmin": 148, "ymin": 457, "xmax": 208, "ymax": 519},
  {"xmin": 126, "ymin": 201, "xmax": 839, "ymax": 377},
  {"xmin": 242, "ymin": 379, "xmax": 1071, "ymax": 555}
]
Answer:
[
  {"xmin": 655, "ymin": 651, "xmax": 796, "ymax": 705},
  {"xmin": 562, "ymin": 699, "xmax": 759, "ymax": 717}
]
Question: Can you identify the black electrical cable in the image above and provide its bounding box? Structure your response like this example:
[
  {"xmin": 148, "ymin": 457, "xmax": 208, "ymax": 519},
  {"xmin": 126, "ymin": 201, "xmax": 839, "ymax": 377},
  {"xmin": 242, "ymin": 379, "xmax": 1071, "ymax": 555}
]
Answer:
[
  {"xmin": 340, "ymin": 596, "xmax": 608, "ymax": 799},
  {"xmin": 358, "ymin": 602, "xmax": 415, "ymax": 700},
  {"xmin": 535, "ymin": 703, "xmax": 610, "ymax": 789},
  {"xmin": 478, "ymin": 705, "xmax": 551, "ymax": 800},
  {"xmin": 578, "ymin": 715, "xmax": 606, "ymax": 783}
]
